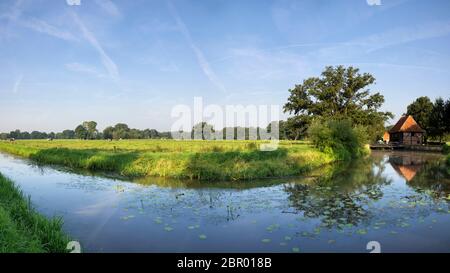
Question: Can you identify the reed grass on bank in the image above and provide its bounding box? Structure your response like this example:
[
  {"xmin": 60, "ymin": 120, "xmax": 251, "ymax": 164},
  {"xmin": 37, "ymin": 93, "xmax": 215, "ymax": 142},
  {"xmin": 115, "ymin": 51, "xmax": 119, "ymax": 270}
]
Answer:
[
  {"xmin": 0, "ymin": 173, "xmax": 69, "ymax": 253},
  {"xmin": 0, "ymin": 140, "xmax": 334, "ymax": 181}
]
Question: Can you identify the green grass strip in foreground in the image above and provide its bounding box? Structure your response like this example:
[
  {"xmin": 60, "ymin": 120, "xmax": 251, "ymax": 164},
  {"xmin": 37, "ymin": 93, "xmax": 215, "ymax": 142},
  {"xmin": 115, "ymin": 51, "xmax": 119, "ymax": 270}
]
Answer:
[{"xmin": 0, "ymin": 173, "xmax": 69, "ymax": 253}]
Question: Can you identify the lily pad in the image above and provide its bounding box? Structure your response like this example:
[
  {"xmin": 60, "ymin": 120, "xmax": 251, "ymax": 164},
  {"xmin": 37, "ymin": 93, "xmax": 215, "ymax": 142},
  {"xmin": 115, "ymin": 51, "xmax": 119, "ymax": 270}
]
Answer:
[
  {"xmin": 121, "ymin": 215, "xmax": 135, "ymax": 221},
  {"xmin": 261, "ymin": 239, "xmax": 271, "ymax": 243},
  {"xmin": 292, "ymin": 247, "xmax": 300, "ymax": 253},
  {"xmin": 356, "ymin": 229, "xmax": 367, "ymax": 235},
  {"xmin": 399, "ymin": 222, "xmax": 410, "ymax": 228},
  {"xmin": 199, "ymin": 234, "xmax": 207, "ymax": 240},
  {"xmin": 164, "ymin": 226, "xmax": 174, "ymax": 232}
]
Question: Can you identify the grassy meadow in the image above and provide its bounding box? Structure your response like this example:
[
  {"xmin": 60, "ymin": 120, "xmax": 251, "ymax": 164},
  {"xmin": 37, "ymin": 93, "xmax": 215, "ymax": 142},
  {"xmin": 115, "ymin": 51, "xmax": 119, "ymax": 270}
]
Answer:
[
  {"xmin": 0, "ymin": 173, "xmax": 69, "ymax": 253},
  {"xmin": 0, "ymin": 140, "xmax": 336, "ymax": 181}
]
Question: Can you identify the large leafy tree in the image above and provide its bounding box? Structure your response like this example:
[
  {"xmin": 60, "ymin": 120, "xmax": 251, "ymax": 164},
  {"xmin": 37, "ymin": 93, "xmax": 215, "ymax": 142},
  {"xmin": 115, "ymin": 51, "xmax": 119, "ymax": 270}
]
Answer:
[
  {"xmin": 61, "ymin": 130, "xmax": 75, "ymax": 139},
  {"xmin": 112, "ymin": 123, "xmax": 130, "ymax": 139},
  {"xmin": 74, "ymin": 125, "xmax": 87, "ymax": 139},
  {"xmin": 192, "ymin": 122, "xmax": 214, "ymax": 140},
  {"xmin": 281, "ymin": 116, "xmax": 310, "ymax": 140},
  {"xmin": 82, "ymin": 121, "xmax": 98, "ymax": 139},
  {"xmin": 428, "ymin": 97, "xmax": 446, "ymax": 142},
  {"xmin": 103, "ymin": 126, "xmax": 114, "ymax": 139},
  {"xmin": 406, "ymin": 96, "xmax": 433, "ymax": 130},
  {"xmin": 444, "ymin": 99, "xmax": 450, "ymax": 133},
  {"xmin": 284, "ymin": 66, "xmax": 392, "ymax": 140}
]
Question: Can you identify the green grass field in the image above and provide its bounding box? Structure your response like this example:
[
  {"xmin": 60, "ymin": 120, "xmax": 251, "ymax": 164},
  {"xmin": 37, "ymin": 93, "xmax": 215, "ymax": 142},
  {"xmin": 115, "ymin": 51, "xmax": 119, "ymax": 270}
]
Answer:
[
  {"xmin": 0, "ymin": 173, "xmax": 69, "ymax": 253},
  {"xmin": 0, "ymin": 140, "xmax": 336, "ymax": 181}
]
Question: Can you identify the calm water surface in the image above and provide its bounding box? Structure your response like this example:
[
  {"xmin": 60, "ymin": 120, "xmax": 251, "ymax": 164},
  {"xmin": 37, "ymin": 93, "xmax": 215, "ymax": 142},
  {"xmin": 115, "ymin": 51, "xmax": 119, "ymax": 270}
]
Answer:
[{"xmin": 0, "ymin": 151, "xmax": 449, "ymax": 252}]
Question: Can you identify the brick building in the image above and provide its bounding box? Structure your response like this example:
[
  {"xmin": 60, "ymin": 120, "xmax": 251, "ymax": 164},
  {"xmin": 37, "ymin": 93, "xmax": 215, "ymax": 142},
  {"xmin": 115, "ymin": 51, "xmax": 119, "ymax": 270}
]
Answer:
[{"xmin": 388, "ymin": 115, "xmax": 425, "ymax": 145}]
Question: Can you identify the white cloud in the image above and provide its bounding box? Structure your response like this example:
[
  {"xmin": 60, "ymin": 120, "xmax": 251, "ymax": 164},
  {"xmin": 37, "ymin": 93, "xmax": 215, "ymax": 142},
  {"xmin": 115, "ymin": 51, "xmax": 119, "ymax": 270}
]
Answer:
[
  {"xmin": 167, "ymin": 1, "xmax": 226, "ymax": 93},
  {"xmin": 360, "ymin": 21, "xmax": 450, "ymax": 53},
  {"xmin": 1, "ymin": 0, "xmax": 78, "ymax": 42},
  {"xmin": 223, "ymin": 47, "xmax": 307, "ymax": 81},
  {"xmin": 310, "ymin": 21, "xmax": 450, "ymax": 61},
  {"xmin": 70, "ymin": 11, "xmax": 119, "ymax": 80},
  {"xmin": 65, "ymin": 62, "xmax": 106, "ymax": 78},
  {"xmin": 94, "ymin": 0, "xmax": 121, "ymax": 18},
  {"xmin": 21, "ymin": 18, "xmax": 79, "ymax": 42},
  {"xmin": 146, "ymin": 18, "xmax": 180, "ymax": 33},
  {"xmin": 13, "ymin": 74, "xmax": 23, "ymax": 94},
  {"xmin": 66, "ymin": 0, "xmax": 81, "ymax": 7},
  {"xmin": 0, "ymin": 0, "xmax": 23, "ymax": 21}
]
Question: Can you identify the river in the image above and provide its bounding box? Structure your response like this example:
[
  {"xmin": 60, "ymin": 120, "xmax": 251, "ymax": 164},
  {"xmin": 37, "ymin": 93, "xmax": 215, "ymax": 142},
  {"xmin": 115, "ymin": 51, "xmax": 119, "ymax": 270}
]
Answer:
[{"xmin": 0, "ymin": 151, "xmax": 449, "ymax": 252}]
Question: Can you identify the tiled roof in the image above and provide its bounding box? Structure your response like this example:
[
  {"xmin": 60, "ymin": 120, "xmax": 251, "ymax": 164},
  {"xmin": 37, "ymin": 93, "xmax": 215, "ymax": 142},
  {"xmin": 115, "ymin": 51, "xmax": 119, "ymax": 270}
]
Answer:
[{"xmin": 388, "ymin": 115, "xmax": 425, "ymax": 133}]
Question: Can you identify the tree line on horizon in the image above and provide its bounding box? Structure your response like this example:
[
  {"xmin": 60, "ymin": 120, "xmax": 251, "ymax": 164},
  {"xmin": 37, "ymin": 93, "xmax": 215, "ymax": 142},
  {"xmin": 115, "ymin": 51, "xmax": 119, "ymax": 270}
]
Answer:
[
  {"xmin": 0, "ymin": 121, "xmax": 282, "ymax": 141},
  {"xmin": 2, "ymin": 65, "xmax": 447, "ymax": 143},
  {"xmin": 0, "ymin": 122, "xmax": 173, "ymax": 140}
]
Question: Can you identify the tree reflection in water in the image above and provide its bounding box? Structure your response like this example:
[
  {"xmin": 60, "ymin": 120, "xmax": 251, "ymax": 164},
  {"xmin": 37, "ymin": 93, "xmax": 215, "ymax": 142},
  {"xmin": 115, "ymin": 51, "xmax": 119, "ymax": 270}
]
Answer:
[
  {"xmin": 407, "ymin": 159, "xmax": 450, "ymax": 197},
  {"xmin": 284, "ymin": 157, "xmax": 392, "ymax": 228},
  {"xmin": 284, "ymin": 152, "xmax": 449, "ymax": 229}
]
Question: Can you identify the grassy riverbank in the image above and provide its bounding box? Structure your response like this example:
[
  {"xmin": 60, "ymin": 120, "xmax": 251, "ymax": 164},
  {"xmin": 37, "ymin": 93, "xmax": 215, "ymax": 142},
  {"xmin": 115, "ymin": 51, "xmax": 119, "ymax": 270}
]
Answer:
[
  {"xmin": 0, "ymin": 173, "xmax": 69, "ymax": 253},
  {"xmin": 444, "ymin": 143, "xmax": 450, "ymax": 165},
  {"xmin": 0, "ymin": 140, "xmax": 336, "ymax": 181}
]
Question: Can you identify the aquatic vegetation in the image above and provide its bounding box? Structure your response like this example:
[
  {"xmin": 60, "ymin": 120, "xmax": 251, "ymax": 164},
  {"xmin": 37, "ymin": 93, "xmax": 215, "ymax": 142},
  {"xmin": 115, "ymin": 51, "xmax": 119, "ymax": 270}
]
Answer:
[
  {"xmin": 164, "ymin": 226, "xmax": 174, "ymax": 232},
  {"xmin": 121, "ymin": 215, "xmax": 135, "ymax": 220},
  {"xmin": 356, "ymin": 229, "xmax": 367, "ymax": 235},
  {"xmin": 266, "ymin": 224, "xmax": 280, "ymax": 232},
  {"xmin": 0, "ymin": 140, "xmax": 335, "ymax": 181},
  {"xmin": 0, "ymin": 149, "xmax": 448, "ymax": 252},
  {"xmin": 0, "ymin": 173, "xmax": 69, "ymax": 253}
]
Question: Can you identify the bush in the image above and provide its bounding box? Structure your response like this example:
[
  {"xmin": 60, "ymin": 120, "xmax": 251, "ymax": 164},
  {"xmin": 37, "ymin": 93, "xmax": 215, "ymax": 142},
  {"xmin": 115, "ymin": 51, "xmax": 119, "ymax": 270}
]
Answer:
[
  {"xmin": 443, "ymin": 143, "xmax": 450, "ymax": 155},
  {"xmin": 308, "ymin": 119, "xmax": 369, "ymax": 160}
]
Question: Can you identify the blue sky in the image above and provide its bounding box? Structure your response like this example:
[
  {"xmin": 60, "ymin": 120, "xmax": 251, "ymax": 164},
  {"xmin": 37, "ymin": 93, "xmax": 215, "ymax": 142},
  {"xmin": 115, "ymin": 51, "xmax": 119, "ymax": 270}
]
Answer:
[{"xmin": 1, "ymin": 0, "xmax": 450, "ymax": 132}]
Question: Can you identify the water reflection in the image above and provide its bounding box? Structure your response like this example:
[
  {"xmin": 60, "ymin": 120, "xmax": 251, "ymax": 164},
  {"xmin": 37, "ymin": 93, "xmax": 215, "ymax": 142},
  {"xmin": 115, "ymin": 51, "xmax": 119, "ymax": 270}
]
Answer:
[
  {"xmin": 284, "ymin": 151, "xmax": 449, "ymax": 233},
  {"xmin": 0, "ymin": 151, "xmax": 449, "ymax": 252},
  {"xmin": 389, "ymin": 152, "xmax": 432, "ymax": 182},
  {"xmin": 284, "ymin": 158, "xmax": 391, "ymax": 228}
]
